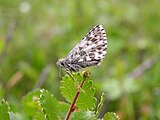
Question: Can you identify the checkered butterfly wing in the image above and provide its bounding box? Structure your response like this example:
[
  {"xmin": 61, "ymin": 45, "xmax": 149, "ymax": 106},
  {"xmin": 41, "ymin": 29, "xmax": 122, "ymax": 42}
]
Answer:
[{"xmin": 65, "ymin": 25, "xmax": 107, "ymax": 71}]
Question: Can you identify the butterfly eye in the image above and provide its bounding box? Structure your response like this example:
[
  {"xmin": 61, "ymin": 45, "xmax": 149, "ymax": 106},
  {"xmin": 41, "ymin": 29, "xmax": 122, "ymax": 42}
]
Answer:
[{"xmin": 60, "ymin": 61, "xmax": 64, "ymax": 66}]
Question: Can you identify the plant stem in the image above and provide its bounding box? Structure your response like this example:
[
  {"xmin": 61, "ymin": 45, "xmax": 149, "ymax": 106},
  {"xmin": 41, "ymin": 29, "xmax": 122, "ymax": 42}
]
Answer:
[{"xmin": 65, "ymin": 79, "xmax": 85, "ymax": 120}]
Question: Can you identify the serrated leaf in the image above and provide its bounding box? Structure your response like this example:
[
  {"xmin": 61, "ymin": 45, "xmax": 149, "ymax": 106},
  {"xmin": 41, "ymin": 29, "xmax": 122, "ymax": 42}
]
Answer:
[
  {"xmin": 77, "ymin": 78, "xmax": 96, "ymax": 110},
  {"xmin": 71, "ymin": 111, "xmax": 95, "ymax": 120},
  {"xmin": 103, "ymin": 112, "xmax": 119, "ymax": 120},
  {"xmin": 58, "ymin": 102, "xmax": 70, "ymax": 119},
  {"xmin": 60, "ymin": 74, "xmax": 76, "ymax": 103},
  {"xmin": 0, "ymin": 99, "xmax": 10, "ymax": 120},
  {"xmin": 22, "ymin": 89, "xmax": 44, "ymax": 119},
  {"xmin": 39, "ymin": 89, "xmax": 60, "ymax": 120},
  {"xmin": 95, "ymin": 92, "xmax": 105, "ymax": 118},
  {"xmin": 61, "ymin": 72, "xmax": 96, "ymax": 111}
]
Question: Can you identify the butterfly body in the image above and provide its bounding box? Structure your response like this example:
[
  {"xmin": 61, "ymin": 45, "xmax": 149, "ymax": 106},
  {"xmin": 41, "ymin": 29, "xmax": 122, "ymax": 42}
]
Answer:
[{"xmin": 57, "ymin": 25, "xmax": 107, "ymax": 72}]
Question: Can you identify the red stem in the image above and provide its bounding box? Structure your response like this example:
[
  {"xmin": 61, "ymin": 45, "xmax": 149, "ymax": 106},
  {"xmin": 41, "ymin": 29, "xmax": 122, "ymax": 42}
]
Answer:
[{"xmin": 65, "ymin": 79, "xmax": 85, "ymax": 120}]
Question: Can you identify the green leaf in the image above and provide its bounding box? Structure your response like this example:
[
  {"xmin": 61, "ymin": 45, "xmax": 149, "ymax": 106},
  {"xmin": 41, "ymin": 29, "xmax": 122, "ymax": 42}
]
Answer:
[
  {"xmin": 77, "ymin": 78, "xmax": 96, "ymax": 110},
  {"xmin": 60, "ymin": 72, "xmax": 96, "ymax": 111},
  {"xmin": 60, "ymin": 74, "xmax": 76, "ymax": 103},
  {"xmin": 58, "ymin": 102, "xmax": 70, "ymax": 119},
  {"xmin": 39, "ymin": 89, "xmax": 60, "ymax": 120},
  {"xmin": 0, "ymin": 99, "xmax": 10, "ymax": 120},
  {"xmin": 22, "ymin": 89, "xmax": 44, "ymax": 119},
  {"xmin": 103, "ymin": 112, "xmax": 119, "ymax": 120},
  {"xmin": 71, "ymin": 111, "xmax": 95, "ymax": 120},
  {"xmin": 95, "ymin": 92, "xmax": 105, "ymax": 118}
]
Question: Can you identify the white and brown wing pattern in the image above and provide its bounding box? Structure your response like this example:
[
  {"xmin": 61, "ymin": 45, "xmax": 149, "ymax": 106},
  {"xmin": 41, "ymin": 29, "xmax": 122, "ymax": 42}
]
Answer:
[{"xmin": 57, "ymin": 25, "xmax": 107, "ymax": 72}]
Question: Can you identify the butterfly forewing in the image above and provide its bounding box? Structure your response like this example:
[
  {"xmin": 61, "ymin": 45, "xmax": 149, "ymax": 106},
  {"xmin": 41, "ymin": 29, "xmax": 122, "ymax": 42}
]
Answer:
[{"xmin": 57, "ymin": 25, "xmax": 107, "ymax": 72}]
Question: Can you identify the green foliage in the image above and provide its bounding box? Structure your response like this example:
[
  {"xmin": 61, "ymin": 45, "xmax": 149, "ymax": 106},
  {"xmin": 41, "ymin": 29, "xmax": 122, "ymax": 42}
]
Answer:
[
  {"xmin": 0, "ymin": 0, "xmax": 160, "ymax": 119},
  {"xmin": 60, "ymin": 72, "xmax": 117, "ymax": 119},
  {"xmin": 22, "ymin": 90, "xmax": 44, "ymax": 119},
  {"xmin": 61, "ymin": 73, "xmax": 96, "ymax": 111},
  {"xmin": 60, "ymin": 75, "xmax": 77, "ymax": 103},
  {"xmin": 95, "ymin": 92, "xmax": 105, "ymax": 118},
  {"xmin": 104, "ymin": 112, "xmax": 119, "ymax": 120},
  {"xmin": 0, "ymin": 73, "xmax": 119, "ymax": 120},
  {"xmin": 0, "ymin": 99, "xmax": 10, "ymax": 120},
  {"xmin": 71, "ymin": 111, "xmax": 95, "ymax": 120},
  {"xmin": 39, "ymin": 89, "xmax": 60, "ymax": 120}
]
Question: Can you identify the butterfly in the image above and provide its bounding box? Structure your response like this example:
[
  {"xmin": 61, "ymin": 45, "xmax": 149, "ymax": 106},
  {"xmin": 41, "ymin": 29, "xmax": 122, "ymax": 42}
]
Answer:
[{"xmin": 57, "ymin": 25, "xmax": 107, "ymax": 72}]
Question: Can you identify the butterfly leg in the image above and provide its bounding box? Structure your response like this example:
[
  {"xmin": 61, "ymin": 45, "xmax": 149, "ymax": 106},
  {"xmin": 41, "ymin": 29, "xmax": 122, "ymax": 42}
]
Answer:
[{"xmin": 65, "ymin": 70, "xmax": 76, "ymax": 82}]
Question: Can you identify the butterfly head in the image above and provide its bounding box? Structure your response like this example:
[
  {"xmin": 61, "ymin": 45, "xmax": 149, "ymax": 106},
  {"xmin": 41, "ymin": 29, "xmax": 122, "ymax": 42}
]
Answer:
[{"xmin": 56, "ymin": 58, "xmax": 65, "ymax": 68}]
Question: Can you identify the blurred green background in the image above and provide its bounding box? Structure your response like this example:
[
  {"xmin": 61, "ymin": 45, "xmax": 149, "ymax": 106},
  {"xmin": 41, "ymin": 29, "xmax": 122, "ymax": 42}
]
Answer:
[{"xmin": 0, "ymin": 0, "xmax": 160, "ymax": 119}]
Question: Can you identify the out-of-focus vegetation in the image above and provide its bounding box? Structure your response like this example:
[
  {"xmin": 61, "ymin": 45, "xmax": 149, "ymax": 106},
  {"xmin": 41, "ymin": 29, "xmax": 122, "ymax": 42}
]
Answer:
[{"xmin": 0, "ymin": 0, "xmax": 160, "ymax": 119}]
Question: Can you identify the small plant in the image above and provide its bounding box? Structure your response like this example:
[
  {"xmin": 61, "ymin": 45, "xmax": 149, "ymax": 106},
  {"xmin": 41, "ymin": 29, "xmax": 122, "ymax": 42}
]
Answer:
[{"xmin": 0, "ymin": 71, "xmax": 119, "ymax": 120}]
